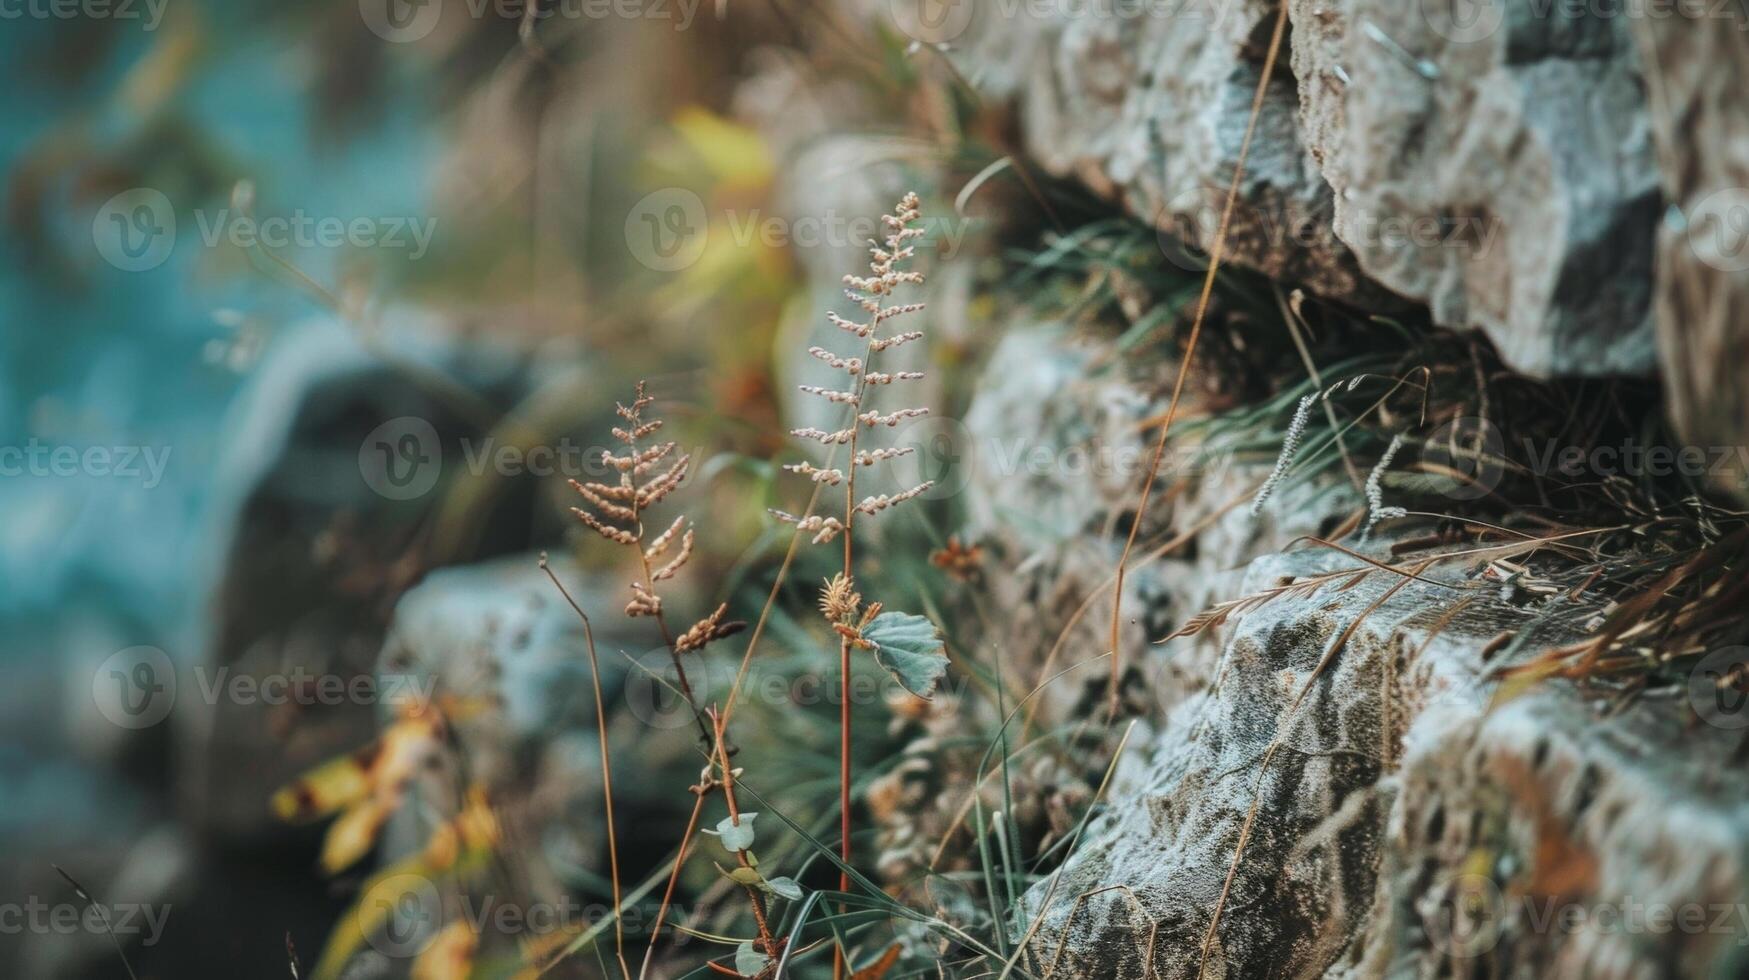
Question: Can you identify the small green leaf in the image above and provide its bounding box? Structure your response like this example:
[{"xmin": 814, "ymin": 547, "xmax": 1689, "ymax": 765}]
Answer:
[
  {"xmin": 763, "ymin": 875, "xmax": 804, "ymax": 901},
  {"xmin": 716, "ymin": 813, "xmax": 758, "ymax": 852},
  {"xmin": 736, "ymin": 941, "xmax": 769, "ymax": 976},
  {"xmin": 862, "ymin": 611, "xmax": 949, "ymax": 698},
  {"xmin": 728, "ymin": 866, "xmax": 764, "ymax": 887}
]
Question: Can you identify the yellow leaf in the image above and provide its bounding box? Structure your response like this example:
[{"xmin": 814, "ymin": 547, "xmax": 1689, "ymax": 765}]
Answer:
[
  {"xmin": 412, "ymin": 920, "xmax": 477, "ymax": 980},
  {"xmin": 271, "ymin": 752, "xmax": 372, "ymax": 823},
  {"xmin": 320, "ymin": 799, "xmax": 392, "ymax": 876},
  {"xmin": 671, "ymin": 107, "xmax": 773, "ymax": 189}
]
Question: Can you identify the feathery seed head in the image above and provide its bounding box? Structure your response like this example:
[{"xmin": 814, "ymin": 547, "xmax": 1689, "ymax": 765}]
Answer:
[
  {"xmin": 775, "ymin": 193, "xmax": 934, "ymax": 548},
  {"xmin": 819, "ymin": 573, "xmax": 861, "ymax": 623}
]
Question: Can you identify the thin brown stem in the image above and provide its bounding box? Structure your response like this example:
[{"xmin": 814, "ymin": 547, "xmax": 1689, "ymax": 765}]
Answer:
[
  {"xmin": 708, "ymin": 707, "xmax": 777, "ymax": 959},
  {"xmin": 1106, "ymin": 0, "xmax": 1290, "ymax": 719},
  {"xmin": 833, "ymin": 260, "xmax": 891, "ymax": 980},
  {"xmin": 541, "ymin": 555, "xmax": 630, "ymax": 980},
  {"xmin": 639, "ymin": 791, "xmax": 706, "ymax": 980}
]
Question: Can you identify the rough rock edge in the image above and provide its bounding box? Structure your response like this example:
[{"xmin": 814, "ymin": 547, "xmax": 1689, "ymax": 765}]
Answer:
[{"xmin": 1018, "ymin": 538, "xmax": 1749, "ymax": 978}]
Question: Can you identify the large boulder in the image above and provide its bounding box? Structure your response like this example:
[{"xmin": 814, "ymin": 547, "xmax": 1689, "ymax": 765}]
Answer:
[{"xmin": 940, "ymin": 0, "xmax": 1663, "ymax": 376}]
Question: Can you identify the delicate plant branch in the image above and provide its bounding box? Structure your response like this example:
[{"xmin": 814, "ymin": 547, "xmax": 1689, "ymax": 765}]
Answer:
[
  {"xmin": 708, "ymin": 707, "xmax": 778, "ymax": 964},
  {"xmin": 570, "ymin": 382, "xmax": 742, "ymax": 745},
  {"xmin": 540, "ymin": 554, "xmax": 630, "ymax": 980},
  {"xmin": 567, "ymin": 382, "xmax": 755, "ymax": 976},
  {"xmin": 773, "ymin": 193, "xmax": 942, "ymax": 980}
]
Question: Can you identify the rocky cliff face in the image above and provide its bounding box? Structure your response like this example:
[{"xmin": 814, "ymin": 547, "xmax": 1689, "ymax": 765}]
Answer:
[
  {"xmin": 876, "ymin": 10, "xmax": 1749, "ymax": 971},
  {"xmin": 951, "ymin": 0, "xmax": 1665, "ymax": 378},
  {"xmin": 969, "ymin": 324, "xmax": 1749, "ymax": 978}
]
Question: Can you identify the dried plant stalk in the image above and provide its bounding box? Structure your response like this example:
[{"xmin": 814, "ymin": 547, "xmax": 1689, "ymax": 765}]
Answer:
[{"xmin": 774, "ymin": 193, "xmax": 936, "ymax": 980}]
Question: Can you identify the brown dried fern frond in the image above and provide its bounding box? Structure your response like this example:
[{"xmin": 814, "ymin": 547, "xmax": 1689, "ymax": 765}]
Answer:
[{"xmin": 568, "ymin": 382, "xmax": 748, "ymax": 747}]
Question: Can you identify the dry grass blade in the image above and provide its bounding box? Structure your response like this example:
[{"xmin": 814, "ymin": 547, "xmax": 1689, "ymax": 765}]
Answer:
[
  {"xmin": 54, "ymin": 865, "xmax": 140, "ymax": 980},
  {"xmin": 1106, "ymin": 0, "xmax": 1292, "ymax": 717}
]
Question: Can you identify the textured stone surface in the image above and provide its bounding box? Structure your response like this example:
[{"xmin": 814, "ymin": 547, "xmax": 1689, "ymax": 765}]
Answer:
[
  {"xmin": 951, "ymin": 0, "xmax": 1664, "ymax": 376},
  {"xmin": 969, "ymin": 324, "xmax": 1749, "ymax": 977},
  {"xmin": 1016, "ymin": 537, "xmax": 1749, "ymax": 978},
  {"xmin": 1290, "ymin": 0, "xmax": 1661, "ymax": 376},
  {"xmin": 1632, "ymin": 11, "xmax": 1749, "ymax": 488},
  {"xmin": 958, "ymin": 0, "xmax": 1388, "ymax": 306}
]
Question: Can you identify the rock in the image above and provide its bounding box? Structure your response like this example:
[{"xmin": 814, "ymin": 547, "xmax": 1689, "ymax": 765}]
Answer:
[
  {"xmin": 369, "ymin": 551, "xmax": 718, "ymax": 943},
  {"xmin": 956, "ymin": 0, "xmax": 1390, "ymax": 306},
  {"xmin": 1290, "ymin": 0, "xmax": 1662, "ymax": 376},
  {"xmin": 178, "ymin": 315, "xmax": 557, "ymax": 839},
  {"xmin": 1631, "ymin": 11, "xmax": 1749, "ymax": 489},
  {"xmin": 1018, "ymin": 537, "xmax": 1749, "ymax": 978},
  {"xmin": 961, "ymin": 322, "xmax": 1749, "ymax": 977},
  {"xmin": 947, "ymin": 0, "xmax": 1663, "ymax": 376}
]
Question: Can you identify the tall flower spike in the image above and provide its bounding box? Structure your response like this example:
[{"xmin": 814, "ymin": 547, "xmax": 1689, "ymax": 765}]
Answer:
[{"xmin": 773, "ymin": 193, "xmax": 934, "ymax": 543}]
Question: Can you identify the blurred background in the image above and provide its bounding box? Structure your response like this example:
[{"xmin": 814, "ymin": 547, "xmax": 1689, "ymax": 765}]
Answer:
[
  {"xmin": 14, "ymin": 1, "xmax": 1749, "ymax": 978},
  {"xmin": 0, "ymin": 2, "xmax": 1064, "ymax": 975}
]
